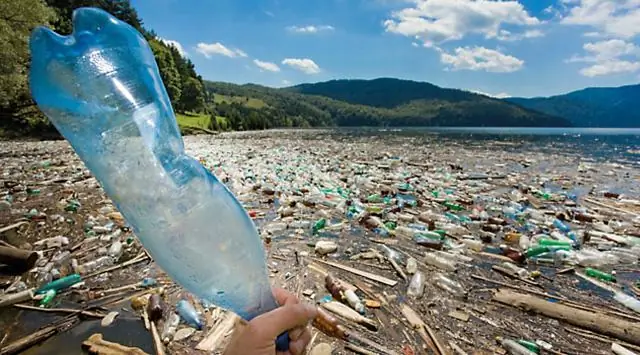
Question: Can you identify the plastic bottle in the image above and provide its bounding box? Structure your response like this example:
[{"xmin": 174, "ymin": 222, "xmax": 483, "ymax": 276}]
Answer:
[
  {"xmin": 433, "ymin": 273, "xmax": 466, "ymax": 298},
  {"xmin": 161, "ymin": 313, "xmax": 180, "ymax": 343},
  {"xmin": 500, "ymin": 262, "xmax": 529, "ymax": 278},
  {"xmin": 176, "ymin": 299, "xmax": 203, "ymax": 330},
  {"xmin": 30, "ymin": 8, "xmax": 292, "ymax": 349},
  {"xmin": 613, "ymin": 292, "xmax": 640, "ymax": 314},
  {"xmin": 585, "ymin": 267, "xmax": 616, "ymax": 282},
  {"xmin": 525, "ymin": 246, "xmax": 550, "ymax": 258},
  {"xmin": 313, "ymin": 218, "xmax": 327, "ymax": 234},
  {"xmin": 538, "ymin": 239, "xmax": 572, "ymax": 248},
  {"xmin": 51, "ymin": 251, "xmax": 70, "ymax": 265},
  {"xmin": 108, "ymin": 240, "xmax": 123, "ymax": 259},
  {"xmin": 406, "ymin": 257, "xmax": 418, "ymax": 274},
  {"xmin": 39, "ymin": 289, "xmax": 56, "ymax": 307},
  {"xmin": 424, "ymin": 253, "xmax": 457, "ymax": 271},
  {"xmin": 343, "ymin": 289, "xmax": 365, "ymax": 314},
  {"xmin": 516, "ymin": 340, "xmax": 540, "ymax": 354},
  {"xmin": 553, "ymin": 219, "xmax": 571, "ymax": 233},
  {"xmin": 498, "ymin": 337, "xmax": 537, "ymax": 355},
  {"xmin": 36, "ymin": 274, "xmax": 82, "ymax": 294},
  {"xmin": 407, "ymin": 272, "xmax": 425, "ymax": 298},
  {"xmin": 414, "ymin": 235, "xmax": 444, "ymax": 250}
]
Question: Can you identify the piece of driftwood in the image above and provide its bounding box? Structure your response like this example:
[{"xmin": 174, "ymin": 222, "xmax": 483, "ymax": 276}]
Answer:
[
  {"xmin": 0, "ymin": 315, "xmax": 78, "ymax": 355},
  {"xmin": 82, "ymin": 333, "xmax": 149, "ymax": 355},
  {"xmin": 494, "ymin": 289, "xmax": 640, "ymax": 346},
  {"xmin": 0, "ymin": 246, "xmax": 38, "ymax": 270},
  {"xmin": 312, "ymin": 259, "xmax": 398, "ymax": 286},
  {"xmin": 400, "ymin": 304, "xmax": 449, "ymax": 355},
  {"xmin": 0, "ymin": 289, "xmax": 34, "ymax": 308},
  {"xmin": 196, "ymin": 312, "xmax": 238, "ymax": 352},
  {"xmin": 0, "ymin": 221, "xmax": 28, "ymax": 235},
  {"xmin": 149, "ymin": 322, "xmax": 165, "ymax": 355},
  {"xmin": 13, "ymin": 303, "xmax": 105, "ymax": 318},
  {"xmin": 321, "ymin": 301, "xmax": 378, "ymax": 331},
  {"xmin": 387, "ymin": 257, "xmax": 407, "ymax": 281},
  {"xmin": 584, "ymin": 198, "xmax": 639, "ymax": 217},
  {"xmin": 344, "ymin": 342, "xmax": 378, "ymax": 355}
]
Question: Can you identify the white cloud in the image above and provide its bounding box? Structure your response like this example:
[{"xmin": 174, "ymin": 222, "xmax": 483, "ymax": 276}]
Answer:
[
  {"xmin": 560, "ymin": 0, "xmax": 640, "ymax": 38},
  {"xmin": 253, "ymin": 59, "xmax": 281, "ymax": 72},
  {"xmin": 158, "ymin": 38, "xmax": 187, "ymax": 57},
  {"xmin": 496, "ymin": 29, "xmax": 545, "ymax": 41},
  {"xmin": 282, "ymin": 79, "xmax": 292, "ymax": 86},
  {"xmin": 282, "ymin": 58, "xmax": 322, "ymax": 74},
  {"xmin": 580, "ymin": 61, "xmax": 640, "ymax": 76},
  {"xmin": 195, "ymin": 42, "xmax": 248, "ymax": 58},
  {"xmin": 383, "ymin": 0, "xmax": 541, "ymax": 47},
  {"xmin": 287, "ymin": 25, "xmax": 334, "ymax": 34},
  {"xmin": 567, "ymin": 39, "xmax": 640, "ymax": 77},
  {"xmin": 470, "ymin": 90, "xmax": 512, "ymax": 98},
  {"xmin": 440, "ymin": 46, "xmax": 524, "ymax": 73}
]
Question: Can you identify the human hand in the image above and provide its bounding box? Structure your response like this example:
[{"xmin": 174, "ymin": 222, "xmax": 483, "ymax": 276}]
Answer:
[{"xmin": 225, "ymin": 288, "xmax": 318, "ymax": 355}]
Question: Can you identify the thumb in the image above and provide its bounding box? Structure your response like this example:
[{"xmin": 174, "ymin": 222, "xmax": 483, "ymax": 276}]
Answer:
[{"xmin": 249, "ymin": 303, "xmax": 318, "ymax": 339}]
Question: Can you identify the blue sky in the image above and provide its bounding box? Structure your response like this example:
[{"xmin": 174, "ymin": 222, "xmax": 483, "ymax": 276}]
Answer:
[{"xmin": 130, "ymin": 0, "xmax": 640, "ymax": 98}]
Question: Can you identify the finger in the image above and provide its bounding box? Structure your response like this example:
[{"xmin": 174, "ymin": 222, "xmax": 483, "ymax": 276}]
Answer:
[
  {"xmin": 289, "ymin": 330, "xmax": 312, "ymax": 355},
  {"xmin": 273, "ymin": 287, "xmax": 299, "ymax": 306},
  {"xmin": 250, "ymin": 303, "xmax": 318, "ymax": 339},
  {"xmin": 289, "ymin": 325, "xmax": 306, "ymax": 341}
]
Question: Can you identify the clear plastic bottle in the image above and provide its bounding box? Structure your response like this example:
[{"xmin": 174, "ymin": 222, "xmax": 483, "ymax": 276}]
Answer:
[
  {"xmin": 433, "ymin": 273, "xmax": 466, "ymax": 298},
  {"xmin": 407, "ymin": 272, "xmax": 425, "ymax": 298},
  {"xmin": 424, "ymin": 253, "xmax": 457, "ymax": 271},
  {"xmin": 30, "ymin": 6, "xmax": 284, "ymax": 335},
  {"xmin": 613, "ymin": 292, "xmax": 640, "ymax": 314}
]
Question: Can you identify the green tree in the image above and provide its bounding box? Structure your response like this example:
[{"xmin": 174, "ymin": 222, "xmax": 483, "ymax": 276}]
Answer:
[
  {"xmin": 46, "ymin": 0, "xmax": 144, "ymax": 35},
  {"xmin": 0, "ymin": 0, "xmax": 55, "ymax": 129},
  {"xmin": 149, "ymin": 39, "xmax": 182, "ymax": 104},
  {"xmin": 180, "ymin": 77, "xmax": 205, "ymax": 113}
]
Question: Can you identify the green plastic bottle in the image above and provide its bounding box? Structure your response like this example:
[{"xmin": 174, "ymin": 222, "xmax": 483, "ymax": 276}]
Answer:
[
  {"xmin": 585, "ymin": 267, "xmax": 616, "ymax": 282},
  {"xmin": 538, "ymin": 239, "xmax": 572, "ymax": 248},
  {"xmin": 312, "ymin": 219, "xmax": 327, "ymax": 234},
  {"xmin": 384, "ymin": 221, "xmax": 397, "ymax": 230},
  {"xmin": 524, "ymin": 246, "xmax": 550, "ymax": 258},
  {"xmin": 516, "ymin": 340, "xmax": 540, "ymax": 354},
  {"xmin": 366, "ymin": 194, "xmax": 382, "ymax": 203},
  {"xmin": 39, "ymin": 289, "xmax": 56, "ymax": 307},
  {"xmin": 443, "ymin": 202, "xmax": 464, "ymax": 211},
  {"xmin": 36, "ymin": 274, "xmax": 82, "ymax": 294}
]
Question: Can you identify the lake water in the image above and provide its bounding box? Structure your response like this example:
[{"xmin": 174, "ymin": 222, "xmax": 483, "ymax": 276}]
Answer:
[{"xmin": 326, "ymin": 127, "xmax": 640, "ymax": 164}]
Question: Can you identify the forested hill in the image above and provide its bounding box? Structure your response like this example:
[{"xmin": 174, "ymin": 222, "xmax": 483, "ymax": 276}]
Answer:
[
  {"xmin": 204, "ymin": 79, "xmax": 570, "ymax": 130},
  {"xmin": 506, "ymin": 84, "xmax": 640, "ymax": 128},
  {"xmin": 1, "ymin": 0, "xmax": 206, "ymax": 137}
]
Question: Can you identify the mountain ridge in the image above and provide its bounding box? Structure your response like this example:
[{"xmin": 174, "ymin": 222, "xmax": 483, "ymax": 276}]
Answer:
[
  {"xmin": 204, "ymin": 78, "xmax": 570, "ymax": 130},
  {"xmin": 506, "ymin": 83, "xmax": 640, "ymax": 128}
]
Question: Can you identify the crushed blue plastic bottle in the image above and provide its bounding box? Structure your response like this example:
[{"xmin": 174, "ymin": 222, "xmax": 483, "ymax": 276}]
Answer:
[
  {"xmin": 29, "ymin": 7, "xmax": 289, "ymax": 350},
  {"xmin": 176, "ymin": 299, "xmax": 203, "ymax": 330}
]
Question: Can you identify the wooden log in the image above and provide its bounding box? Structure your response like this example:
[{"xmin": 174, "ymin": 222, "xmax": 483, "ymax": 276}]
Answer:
[
  {"xmin": 0, "ymin": 246, "xmax": 38, "ymax": 270},
  {"xmin": 0, "ymin": 289, "xmax": 34, "ymax": 308},
  {"xmin": 82, "ymin": 333, "xmax": 149, "ymax": 355},
  {"xmin": 493, "ymin": 289, "xmax": 640, "ymax": 346}
]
